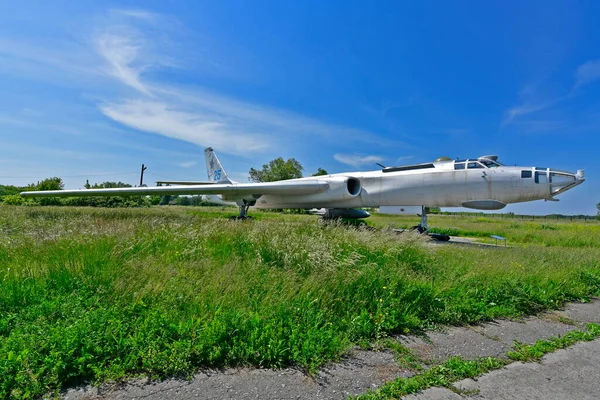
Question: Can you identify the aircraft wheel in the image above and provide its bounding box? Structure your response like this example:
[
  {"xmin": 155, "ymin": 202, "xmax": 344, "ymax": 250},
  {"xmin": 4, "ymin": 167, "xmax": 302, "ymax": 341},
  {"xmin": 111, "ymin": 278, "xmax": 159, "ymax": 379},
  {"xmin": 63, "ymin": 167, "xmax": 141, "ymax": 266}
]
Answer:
[
  {"xmin": 429, "ymin": 233, "xmax": 450, "ymax": 241},
  {"xmin": 229, "ymin": 215, "xmax": 253, "ymax": 221}
]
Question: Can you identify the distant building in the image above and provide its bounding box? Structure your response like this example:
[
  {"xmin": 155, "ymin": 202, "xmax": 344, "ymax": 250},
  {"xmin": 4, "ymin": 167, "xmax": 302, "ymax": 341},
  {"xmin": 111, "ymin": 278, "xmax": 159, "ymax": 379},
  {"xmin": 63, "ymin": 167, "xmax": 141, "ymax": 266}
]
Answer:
[{"xmin": 379, "ymin": 206, "xmax": 422, "ymax": 215}]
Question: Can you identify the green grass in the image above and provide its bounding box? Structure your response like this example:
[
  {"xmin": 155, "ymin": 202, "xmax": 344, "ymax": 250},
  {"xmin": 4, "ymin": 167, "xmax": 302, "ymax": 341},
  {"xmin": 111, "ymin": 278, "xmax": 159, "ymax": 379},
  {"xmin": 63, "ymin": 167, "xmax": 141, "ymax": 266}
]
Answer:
[
  {"xmin": 507, "ymin": 323, "xmax": 600, "ymax": 361},
  {"xmin": 354, "ymin": 356, "xmax": 508, "ymax": 399},
  {"xmin": 370, "ymin": 212, "xmax": 600, "ymax": 248},
  {"xmin": 1, "ymin": 206, "xmax": 600, "ymax": 398}
]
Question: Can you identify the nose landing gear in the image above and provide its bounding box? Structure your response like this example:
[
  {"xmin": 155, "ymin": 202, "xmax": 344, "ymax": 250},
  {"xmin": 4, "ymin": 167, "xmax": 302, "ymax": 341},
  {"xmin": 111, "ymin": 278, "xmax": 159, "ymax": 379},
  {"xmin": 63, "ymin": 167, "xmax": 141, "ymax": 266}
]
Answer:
[{"xmin": 412, "ymin": 206, "xmax": 450, "ymax": 241}]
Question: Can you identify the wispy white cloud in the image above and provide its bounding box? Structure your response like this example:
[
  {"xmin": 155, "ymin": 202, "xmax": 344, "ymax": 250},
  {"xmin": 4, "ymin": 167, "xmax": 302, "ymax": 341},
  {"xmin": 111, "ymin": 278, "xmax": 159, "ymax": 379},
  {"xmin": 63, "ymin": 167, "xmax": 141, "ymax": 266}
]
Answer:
[
  {"xmin": 96, "ymin": 32, "xmax": 153, "ymax": 96},
  {"xmin": 504, "ymin": 59, "xmax": 600, "ymax": 127},
  {"xmin": 0, "ymin": 37, "xmax": 102, "ymax": 85},
  {"xmin": 100, "ymin": 99, "xmax": 269, "ymax": 154},
  {"xmin": 504, "ymin": 100, "xmax": 558, "ymax": 125},
  {"xmin": 574, "ymin": 60, "xmax": 600, "ymax": 89},
  {"xmin": 0, "ymin": 8, "xmax": 405, "ymax": 161},
  {"xmin": 112, "ymin": 9, "xmax": 158, "ymax": 21},
  {"xmin": 90, "ymin": 12, "xmax": 402, "ymax": 156},
  {"xmin": 395, "ymin": 155, "xmax": 413, "ymax": 163},
  {"xmin": 333, "ymin": 154, "xmax": 384, "ymax": 168},
  {"xmin": 178, "ymin": 161, "xmax": 198, "ymax": 168},
  {"xmin": 502, "ymin": 83, "xmax": 562, "ymax": 126}
]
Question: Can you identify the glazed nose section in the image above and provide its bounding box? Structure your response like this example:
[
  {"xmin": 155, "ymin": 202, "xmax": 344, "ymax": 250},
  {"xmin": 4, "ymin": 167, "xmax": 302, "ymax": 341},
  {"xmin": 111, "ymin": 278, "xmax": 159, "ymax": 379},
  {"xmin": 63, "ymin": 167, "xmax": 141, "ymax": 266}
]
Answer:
[{"xmin": 549, "ymin": 169, "xmax": 584, "ymax": 196}]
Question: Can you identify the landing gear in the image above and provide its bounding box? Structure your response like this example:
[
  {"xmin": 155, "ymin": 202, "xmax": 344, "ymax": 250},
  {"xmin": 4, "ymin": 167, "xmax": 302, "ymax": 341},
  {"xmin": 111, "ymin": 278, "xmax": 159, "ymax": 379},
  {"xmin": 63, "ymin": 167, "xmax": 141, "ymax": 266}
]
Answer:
[
  {"xmin": 229, "ymin": 200, "xmax": 255, "ymax": 220},
  {"xmin": 412, "ymin": 206, "xmax": 450, "ymax": 241},
  {"xmin": 413, "ymin": 206, "xmax": 430, "ymax": 233}
]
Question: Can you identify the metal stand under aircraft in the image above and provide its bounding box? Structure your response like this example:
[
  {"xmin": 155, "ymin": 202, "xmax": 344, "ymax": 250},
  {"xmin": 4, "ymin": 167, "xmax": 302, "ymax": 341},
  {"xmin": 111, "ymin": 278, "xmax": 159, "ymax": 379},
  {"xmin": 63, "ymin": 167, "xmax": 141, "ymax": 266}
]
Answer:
[
  {"xmin": 413, "ymin": 206, "xmax": 450, "ymax": 241},
  {"xmin": 414, "ymin": 206, "xmax": 430, "ymax": 233}
]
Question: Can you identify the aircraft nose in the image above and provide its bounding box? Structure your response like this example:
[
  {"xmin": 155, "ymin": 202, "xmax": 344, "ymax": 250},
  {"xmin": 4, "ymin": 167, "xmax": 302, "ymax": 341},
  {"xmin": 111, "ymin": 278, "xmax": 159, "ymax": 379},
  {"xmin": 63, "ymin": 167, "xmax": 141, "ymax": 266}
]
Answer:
[{"xmin": 548, "ymin": 168, "xmax": 584, "ymax": 197}]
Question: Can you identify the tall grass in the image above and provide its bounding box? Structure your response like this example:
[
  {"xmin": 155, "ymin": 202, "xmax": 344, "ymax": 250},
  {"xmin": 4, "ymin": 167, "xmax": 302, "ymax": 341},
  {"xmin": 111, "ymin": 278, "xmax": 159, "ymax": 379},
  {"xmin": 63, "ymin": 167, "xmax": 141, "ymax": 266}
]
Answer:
[{"xmin": 1, "ymin": 207, "xmax": 599, "ymax": 398}]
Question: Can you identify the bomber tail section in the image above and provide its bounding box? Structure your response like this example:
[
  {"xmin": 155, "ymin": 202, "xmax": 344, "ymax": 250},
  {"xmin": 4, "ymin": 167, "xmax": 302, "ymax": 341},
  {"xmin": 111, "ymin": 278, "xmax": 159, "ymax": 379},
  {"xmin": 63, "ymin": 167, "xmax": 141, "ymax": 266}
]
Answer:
[{"xmin": 205, "ymin": 147, "xmax": 234, "ymax": 183}]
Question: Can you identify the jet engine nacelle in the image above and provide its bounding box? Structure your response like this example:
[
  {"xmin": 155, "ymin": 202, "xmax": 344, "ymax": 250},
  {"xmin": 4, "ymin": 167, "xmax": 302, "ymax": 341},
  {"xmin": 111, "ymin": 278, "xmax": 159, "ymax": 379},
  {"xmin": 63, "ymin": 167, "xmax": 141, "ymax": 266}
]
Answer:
[
  {"xmin": 309, "ymin": 207, "xmax": 371, "ymax": 219},
  {"xmin": 277, "ymin": 176, "xmax": 362, "ymax": 204},
  {"xmin": 220, "ymin": 193, "xmax": 261, "ymax": 203}
]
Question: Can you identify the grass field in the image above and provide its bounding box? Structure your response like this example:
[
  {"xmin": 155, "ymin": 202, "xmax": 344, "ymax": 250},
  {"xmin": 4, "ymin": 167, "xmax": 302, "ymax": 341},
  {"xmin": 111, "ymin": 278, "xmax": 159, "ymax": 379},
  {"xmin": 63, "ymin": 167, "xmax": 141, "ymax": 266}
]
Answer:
[{"xmin": 1, "ymin": 206, "xmax": 599, "ymax": 398}]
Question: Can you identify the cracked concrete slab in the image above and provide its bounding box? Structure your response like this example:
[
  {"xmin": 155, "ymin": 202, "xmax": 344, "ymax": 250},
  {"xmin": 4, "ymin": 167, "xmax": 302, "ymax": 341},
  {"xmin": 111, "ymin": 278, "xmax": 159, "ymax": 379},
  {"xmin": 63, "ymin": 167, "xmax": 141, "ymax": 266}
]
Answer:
[
  {"xmin": 63, "ymin": 349, "xmax": 412, "ymax": 400},
  {"xmin": 400, "ymin": 309, "xmax": 582, "ymax": 363},
  {"xmin": 474, "ymin": 317, "xmax": 576, "ymax": 346},
  {"xmin": 62, "ymin": 299, "xmax": 600, "ymax": 400},
  {"xmin": 452, "ymin": 338, "xmax": 600, "ymax": 400},
  {"xmin": 554, "ymin": 301, "xmax": 600, "ymax": 326},
  {"xmin": 399, "ymin": 327, "xmax": 508, "ymax": 361},
  {"xmin": 403, "ymin": 387, "xmax": 463, "ymax": 400}
]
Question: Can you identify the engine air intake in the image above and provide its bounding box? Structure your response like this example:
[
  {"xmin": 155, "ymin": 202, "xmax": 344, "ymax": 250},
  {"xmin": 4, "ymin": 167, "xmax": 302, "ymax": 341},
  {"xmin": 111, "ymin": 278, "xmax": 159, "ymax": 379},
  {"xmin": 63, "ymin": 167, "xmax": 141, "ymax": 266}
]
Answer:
[{"xmin": 347, "ymin": 177, "xmax": 361, "ymax": 196}]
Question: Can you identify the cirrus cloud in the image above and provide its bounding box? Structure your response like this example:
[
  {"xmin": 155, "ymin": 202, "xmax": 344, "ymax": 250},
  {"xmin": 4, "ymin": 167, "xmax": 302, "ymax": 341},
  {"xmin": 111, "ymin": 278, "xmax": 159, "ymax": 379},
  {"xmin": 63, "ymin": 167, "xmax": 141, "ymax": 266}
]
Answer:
[{"xmin": 333, "ymin": 153, "xmax": 384, "ymax": 168}]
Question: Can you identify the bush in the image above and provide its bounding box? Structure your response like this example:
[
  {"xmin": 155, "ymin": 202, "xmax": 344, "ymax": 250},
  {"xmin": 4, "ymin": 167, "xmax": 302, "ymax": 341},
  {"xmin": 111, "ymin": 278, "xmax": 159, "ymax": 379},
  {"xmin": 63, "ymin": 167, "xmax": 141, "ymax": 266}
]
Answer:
[{"xmin": 1, "ymin": 194, "xmax": 24, "ymax": 205}]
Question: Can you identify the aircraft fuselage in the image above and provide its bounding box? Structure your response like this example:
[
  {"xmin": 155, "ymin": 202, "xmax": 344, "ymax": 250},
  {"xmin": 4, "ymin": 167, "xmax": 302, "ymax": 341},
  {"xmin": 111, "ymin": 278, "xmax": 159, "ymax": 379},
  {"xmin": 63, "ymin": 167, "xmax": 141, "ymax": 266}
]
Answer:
[{"xmin": 250, "ymin": 158, "xmax": 584, "ymax": 211}]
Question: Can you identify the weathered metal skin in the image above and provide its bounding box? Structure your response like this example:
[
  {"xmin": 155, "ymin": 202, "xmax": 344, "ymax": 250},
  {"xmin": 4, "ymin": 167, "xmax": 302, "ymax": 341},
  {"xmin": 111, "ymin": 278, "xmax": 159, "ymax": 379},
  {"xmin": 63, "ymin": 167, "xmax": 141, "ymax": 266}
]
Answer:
[
  {"xmin": 22, "ymin": 149, "xmax": 585, "ymax": 215},
  {"xmin": 254, "ymin": 159, "xmax": 584, "ymax": 210}
]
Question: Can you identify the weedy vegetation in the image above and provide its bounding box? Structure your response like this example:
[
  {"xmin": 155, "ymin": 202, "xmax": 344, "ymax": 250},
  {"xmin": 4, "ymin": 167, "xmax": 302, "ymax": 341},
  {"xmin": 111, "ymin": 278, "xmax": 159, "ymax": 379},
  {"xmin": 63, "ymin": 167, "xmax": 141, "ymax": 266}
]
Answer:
[
  {"xmin": 354, "ymin": 356, "xmax": 508, "ymax": 399},
  {"xmin": 507, "ymin": 323, "xmax": 600, "ymax": 362},
  {"xmin": 1, "ymin": 206, "xmax": 599, "ymax": 398}
]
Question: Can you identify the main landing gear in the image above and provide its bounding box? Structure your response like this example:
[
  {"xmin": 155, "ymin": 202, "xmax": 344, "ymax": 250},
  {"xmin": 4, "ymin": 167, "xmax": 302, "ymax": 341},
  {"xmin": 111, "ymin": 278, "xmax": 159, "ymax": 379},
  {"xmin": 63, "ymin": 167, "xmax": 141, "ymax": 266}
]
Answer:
[{"xmin": 229, "ymin": 200, "xmax": 255, "ymax": 220}]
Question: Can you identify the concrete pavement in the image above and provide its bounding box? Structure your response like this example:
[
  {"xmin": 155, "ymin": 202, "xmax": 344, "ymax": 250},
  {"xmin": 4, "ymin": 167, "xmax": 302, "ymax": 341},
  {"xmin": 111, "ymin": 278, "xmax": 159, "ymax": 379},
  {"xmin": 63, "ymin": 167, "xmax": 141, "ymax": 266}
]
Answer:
[{"xmin": 63, "ymin": 300, "xmax": 600, "ymax": 400}]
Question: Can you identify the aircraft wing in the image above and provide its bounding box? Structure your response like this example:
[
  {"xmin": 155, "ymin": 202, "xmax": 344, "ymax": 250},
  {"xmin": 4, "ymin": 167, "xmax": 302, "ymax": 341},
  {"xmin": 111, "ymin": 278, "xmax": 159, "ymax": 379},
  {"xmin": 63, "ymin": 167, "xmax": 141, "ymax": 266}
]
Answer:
[
  {"xmin": 20, "ymin": 180, "xmax": 329, "ymax": 198},
  {"xmin": 156, "ymin": 181, "xmax": 216, "ymax": 185}
]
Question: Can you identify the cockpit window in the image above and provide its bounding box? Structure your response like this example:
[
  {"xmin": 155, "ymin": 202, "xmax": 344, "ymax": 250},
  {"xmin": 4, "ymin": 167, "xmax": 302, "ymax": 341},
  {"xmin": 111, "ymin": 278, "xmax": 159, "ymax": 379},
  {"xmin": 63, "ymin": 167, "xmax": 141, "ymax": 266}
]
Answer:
[
  {"xmin": 550, "ymin": 173, "xmax": 575, "ymax": 184},
  {"xmin": 535, "ymin": 171, "xmax": 547, "ymax": 184},
  {"xmin": 521, "ymin": 170, "xmax": 532, "ymax": 178},
  {"xmin": 480, "ymin": 159, "xmax": 501, "ymax": 168},
  {"xmin": 467, "ymin": 162, "xmax": 484, "ymax": 169},
  {"xmin": 454, "ymin": 163, "xmax": 465, "ymax": 170}
]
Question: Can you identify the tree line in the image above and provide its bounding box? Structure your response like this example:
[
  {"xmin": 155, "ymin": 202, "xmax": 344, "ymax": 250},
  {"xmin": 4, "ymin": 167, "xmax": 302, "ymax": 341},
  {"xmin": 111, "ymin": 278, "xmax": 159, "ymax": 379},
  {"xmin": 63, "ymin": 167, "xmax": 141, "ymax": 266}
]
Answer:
[{"xmin": 0, "ymin": 178, "xmax": 223, "ymax": 208}]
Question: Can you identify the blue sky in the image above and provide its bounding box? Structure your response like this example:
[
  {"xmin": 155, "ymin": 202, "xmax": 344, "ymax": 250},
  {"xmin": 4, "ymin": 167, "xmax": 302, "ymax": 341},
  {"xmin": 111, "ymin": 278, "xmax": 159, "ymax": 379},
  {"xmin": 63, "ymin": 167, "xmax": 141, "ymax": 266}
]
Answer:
[{"xmin": 1, "ymin": 0, "xmax": 598, "ymax": 215}]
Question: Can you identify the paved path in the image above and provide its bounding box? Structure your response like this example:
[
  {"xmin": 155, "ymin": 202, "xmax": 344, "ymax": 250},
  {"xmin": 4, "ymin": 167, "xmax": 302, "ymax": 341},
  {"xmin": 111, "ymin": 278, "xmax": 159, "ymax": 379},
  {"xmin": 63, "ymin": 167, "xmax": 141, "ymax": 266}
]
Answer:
[
  {"xmin": 407, "ymin": 338, "xmax": 600, "ymax": 400},
  {"xmin": 63, "ymin": 300, "xmax": 600, "ymax": 400}
]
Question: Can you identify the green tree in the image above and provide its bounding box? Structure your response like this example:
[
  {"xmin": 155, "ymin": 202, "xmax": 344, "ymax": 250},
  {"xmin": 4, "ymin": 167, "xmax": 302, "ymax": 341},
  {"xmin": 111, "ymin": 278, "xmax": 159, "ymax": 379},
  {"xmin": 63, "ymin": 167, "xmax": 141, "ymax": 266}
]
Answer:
[
  {"xmin": 69, "ymin": 181, "xmax": 149, "ymax": 208},
  {"xmin": 176, "ymin": 196, "xmax": 191, "ymax": 206},
  {"xmin": 0, "ymin": 184, "xmax": 22, "ymax": 198},
  {"xmin": 597, "ymin": 202, "xmax": 600, "ymax": 219},
  {"xmin": 90, "ymin": 181, "xmax": 132, "ymax": 189},
  {"xmin": 312, "ymin": 168, "xmax": 328, "ymax": 176},
  {"xmin": 249, "ymin": 157, "xmax": 303, "ymax": 182},
  {"xmin": 34, "ymin": 177, "xmax": 64, "ymax": 191},
  {"xmin": 148, "ymin": 195, "xmax": 161, "ymax": 206}
]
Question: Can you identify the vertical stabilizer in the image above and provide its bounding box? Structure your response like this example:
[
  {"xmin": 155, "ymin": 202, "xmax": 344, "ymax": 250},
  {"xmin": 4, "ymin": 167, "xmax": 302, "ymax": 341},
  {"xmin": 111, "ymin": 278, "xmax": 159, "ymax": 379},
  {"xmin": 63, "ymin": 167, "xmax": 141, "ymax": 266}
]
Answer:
[{"xmin": 204, "ymin": 147, "xmax": 234, "ymax": 183}]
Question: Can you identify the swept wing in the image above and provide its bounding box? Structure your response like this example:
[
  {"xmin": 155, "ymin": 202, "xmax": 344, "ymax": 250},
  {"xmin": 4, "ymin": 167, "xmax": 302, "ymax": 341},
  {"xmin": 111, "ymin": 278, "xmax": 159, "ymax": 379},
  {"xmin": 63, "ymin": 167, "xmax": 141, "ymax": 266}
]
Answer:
[
  {"xmin": 21, "ymin": 180, "xmax": 329, "ymax": 198},
  {"xmin": 155, "ymin": 181, "xmax": 215, "ymax": 185}
]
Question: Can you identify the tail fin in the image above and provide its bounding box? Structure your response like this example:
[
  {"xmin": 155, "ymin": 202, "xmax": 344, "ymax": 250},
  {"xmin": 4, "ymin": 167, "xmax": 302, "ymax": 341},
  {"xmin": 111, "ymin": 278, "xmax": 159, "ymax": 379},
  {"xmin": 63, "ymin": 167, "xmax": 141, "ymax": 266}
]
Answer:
[{"xmin": 204, "ymin": 147, "xmax": 234, "ymax": 183}]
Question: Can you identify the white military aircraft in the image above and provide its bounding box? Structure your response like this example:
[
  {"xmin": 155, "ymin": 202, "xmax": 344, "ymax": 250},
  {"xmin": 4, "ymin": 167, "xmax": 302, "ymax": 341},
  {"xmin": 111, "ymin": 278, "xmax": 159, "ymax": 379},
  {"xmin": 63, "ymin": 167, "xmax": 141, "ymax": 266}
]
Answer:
[{"xmin": 21, "ymin": 147, "xmax": 585, "ymax": 231}]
